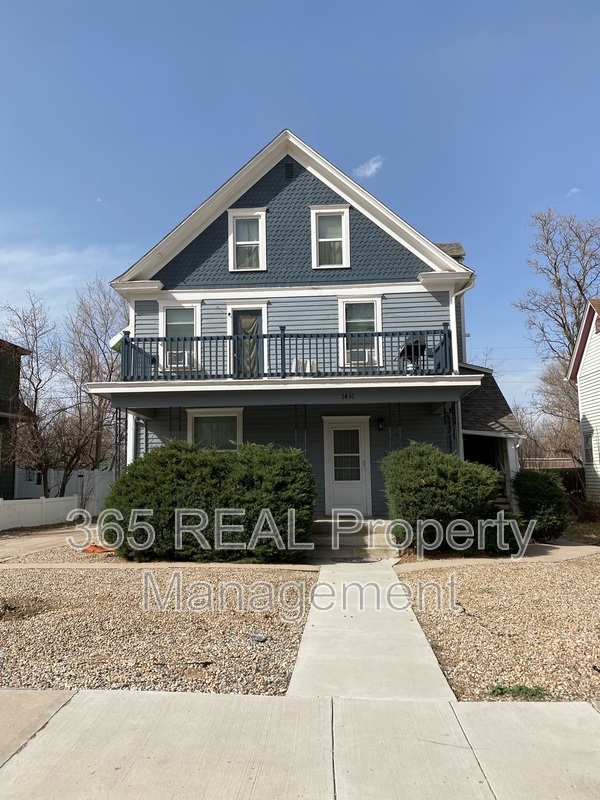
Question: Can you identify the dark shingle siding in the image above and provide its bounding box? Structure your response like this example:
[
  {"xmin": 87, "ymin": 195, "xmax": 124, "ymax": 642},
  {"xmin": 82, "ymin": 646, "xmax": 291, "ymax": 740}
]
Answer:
[{"xmin": 153, "ymin": 158, "xmax": 432, "ymax": 289}]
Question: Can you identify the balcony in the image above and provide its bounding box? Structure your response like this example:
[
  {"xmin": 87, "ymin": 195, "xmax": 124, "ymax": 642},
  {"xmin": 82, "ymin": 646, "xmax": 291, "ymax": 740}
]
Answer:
[{"xmin": 120, "ymin": 325, "xmax": 452, "ymax": 381}]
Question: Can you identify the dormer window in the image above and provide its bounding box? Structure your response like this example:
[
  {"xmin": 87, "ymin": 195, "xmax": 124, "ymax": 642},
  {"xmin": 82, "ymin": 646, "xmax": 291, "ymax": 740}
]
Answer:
[
  {"xmin": 310, "ymin": 205, "xmax": 350, "ymax": 269},
  {"xmin": 228, "ymin": 208, "xmax": 267, "ymax": 272}
]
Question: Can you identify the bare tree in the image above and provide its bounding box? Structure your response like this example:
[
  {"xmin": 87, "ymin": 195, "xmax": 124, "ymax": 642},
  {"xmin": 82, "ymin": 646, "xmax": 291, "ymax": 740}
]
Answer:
[
  {"xmin": 514, "ymin": 208, "xmax": 600, "ymax": 464},
  {"xmin": 515, "ymin": 207, "xmax": 600, "ymax": 362},
  {"xmin": 62, "ymin": 277, "xmax": 129, "ymax": 470},
  {"xmin": 1, "ymin": 283, "xmax": 128, "ymax": 496},
  {"xmin": 1, "ymin": 292, "xmax": 66, "ymax": 496}
]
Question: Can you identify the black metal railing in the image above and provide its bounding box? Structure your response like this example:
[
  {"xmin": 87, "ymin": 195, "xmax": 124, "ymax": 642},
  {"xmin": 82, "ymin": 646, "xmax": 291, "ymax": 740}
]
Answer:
[{"xmin": 120, "ymin": 325, "xmax": 452, "ymax": 381}]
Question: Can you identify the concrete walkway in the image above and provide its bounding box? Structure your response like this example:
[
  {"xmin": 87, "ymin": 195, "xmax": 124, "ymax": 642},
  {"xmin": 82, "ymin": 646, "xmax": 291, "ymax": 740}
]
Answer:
[
  {"xmin": 0, "ymin": 528, "xmax": 77, "ymax": 562},
  {"xmin": 287, "ymin": 559, "xmax": 454, "ymax": 699}
]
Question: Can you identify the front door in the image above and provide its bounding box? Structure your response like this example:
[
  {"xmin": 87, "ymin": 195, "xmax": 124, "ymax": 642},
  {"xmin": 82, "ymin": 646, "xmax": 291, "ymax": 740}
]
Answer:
[
  {"xmin": 232, "ymin": 309, "xmax": 263, "ymax": 378},
  {"xmin": 323, "ymin": 417, "xmax": 372, "ymax": 515}
]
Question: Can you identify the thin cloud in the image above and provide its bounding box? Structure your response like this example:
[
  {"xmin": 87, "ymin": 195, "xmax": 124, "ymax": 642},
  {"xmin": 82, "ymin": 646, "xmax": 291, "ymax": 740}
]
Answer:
[
  {"xmin": 0, "ymin": 242, "xmax": 134, "ymax": 314},
  {"xmin": 96, "ymin": 197, "xmax": 103, "ymax": 203},
  {"xmin": 566, "ymin": 187, "xmax": 581, "ymax": 198},
  {"xmin": 353, "ymin": 155, "xmax": 385, "ymax": 179}
]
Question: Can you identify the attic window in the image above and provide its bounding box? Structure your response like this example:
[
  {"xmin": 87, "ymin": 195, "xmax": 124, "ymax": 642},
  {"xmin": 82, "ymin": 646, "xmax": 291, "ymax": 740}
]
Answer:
[
  {"xmin": 227, "ymin": 208, "xmax": 267, "ymax": 272},
  {"xmin": 284, "ymin": 162, "xmax": 295, "ymax": 180},
  {"xmin": 310, "ymin": 205, "xmax": 350, "ymax": 269}
]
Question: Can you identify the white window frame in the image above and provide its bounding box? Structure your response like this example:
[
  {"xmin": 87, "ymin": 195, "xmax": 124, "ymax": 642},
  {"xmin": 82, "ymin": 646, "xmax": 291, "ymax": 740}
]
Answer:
[
  {"xmin": 337, "ymin": 297, "xmax": 382, "ymax": 367},
  {"xmin": 158, "ymin": 303, "xmax": 199, "ymax": 371},
  {"xmin": 158, "ymin": 303, "xmax": 199, "ymax": 338},
  {"xmin": 186, "ymin": 407, "xmax": 244, "ymax": 450},
  {"xmin": 311, "ymin": 205, "xmax": 350, "ymax": 270},
  {"xmin": 228, "ymin": 208, "xmax": 267, "ymax": 272}
]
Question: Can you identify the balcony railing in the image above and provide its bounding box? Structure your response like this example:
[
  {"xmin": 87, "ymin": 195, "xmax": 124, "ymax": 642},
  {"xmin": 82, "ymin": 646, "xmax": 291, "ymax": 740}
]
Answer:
[{"xmin": 120, "ymin": 325, "xmax": 452, "ymax": 381}]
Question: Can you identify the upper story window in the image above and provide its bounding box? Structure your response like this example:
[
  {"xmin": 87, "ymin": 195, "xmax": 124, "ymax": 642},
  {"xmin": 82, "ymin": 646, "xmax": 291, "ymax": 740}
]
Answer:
[
  {"xmin": 311, "ymin": 205, "xmax": 350, "ymax": 269},
  {"xmin": 165, "ymin": 307, "xmax": 195, "ymax": 338},
  {"xmin": 228, "ymin": 208, "xmax": 267, "ymax": 272},
  {"xmin": 583, "ymin": 433, "xmax": 594, "ymax": 464},
  {"xmin": 338, "ymin": 297, "xmax": 382, "ymax": 367}
]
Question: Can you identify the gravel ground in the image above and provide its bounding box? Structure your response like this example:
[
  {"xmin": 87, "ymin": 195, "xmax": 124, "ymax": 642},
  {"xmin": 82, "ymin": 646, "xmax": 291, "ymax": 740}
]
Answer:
[
  {"xmin": 398, "ymin": 554, "xmax": 600, "ymax": 701},
  {"xmin": 8, "ymin": 544, "xmax": 125, "ymax": 564},
  {"xmin": 0, "ymin": 565, "xmax": 316, "ymax": 694}
]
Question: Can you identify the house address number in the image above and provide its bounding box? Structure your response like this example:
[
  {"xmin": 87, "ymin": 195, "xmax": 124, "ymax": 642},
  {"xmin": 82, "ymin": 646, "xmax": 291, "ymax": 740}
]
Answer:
[{"xmin": 341, "ymin": 393, "xmax": 355, "ymax": 400}]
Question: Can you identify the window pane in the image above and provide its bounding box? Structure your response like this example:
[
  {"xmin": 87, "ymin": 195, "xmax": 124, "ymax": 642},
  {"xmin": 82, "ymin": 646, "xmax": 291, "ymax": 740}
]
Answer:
[
  {"xmin": 333, "ymin": 429, "xmax": 360, "ymax": 455},
  {"xmin": 194, "ymin": 416, "xmax": 238, "ymax": 450},
  {"xmin": 334, "ymin": 455, "xmax": 361, "ymax": 481},
  {"xmin": 236, "ymin": 244, "xmax": 260, "ymax": 269},
  {"xmin": 166, "ymin": 308, "xmax": 194, "ymax": 338},
  {"xmin": 318, "ymin": 214, "xmax": 342, "ymax": 240},
  {"xmin": 345, "ymin": 303, "xmax": 375, "ymax": 332},
  {"xmin": 319, "ymin": 240, "xmax": 343, "ymax": 266},
  {"xmin": 235, "ymin": 218, "xmax": 259, "ymax": 243}
]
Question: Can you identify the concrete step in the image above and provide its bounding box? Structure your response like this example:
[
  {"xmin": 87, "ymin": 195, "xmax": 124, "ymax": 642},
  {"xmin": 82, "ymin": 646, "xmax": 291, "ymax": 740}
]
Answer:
[
  {"xmin": 312, "ymin": 532, "xmax": 397, "ymax": 548},
  {"xmin": 310, "ymin": 546, "xmax": 400, "ymax": 561}
]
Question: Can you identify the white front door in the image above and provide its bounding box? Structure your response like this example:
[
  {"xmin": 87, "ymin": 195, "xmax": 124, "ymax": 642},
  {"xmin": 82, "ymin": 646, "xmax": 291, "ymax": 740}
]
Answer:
[{"xmin": 323, "ymin": 417, "xmax": 372, "ymax": 516}]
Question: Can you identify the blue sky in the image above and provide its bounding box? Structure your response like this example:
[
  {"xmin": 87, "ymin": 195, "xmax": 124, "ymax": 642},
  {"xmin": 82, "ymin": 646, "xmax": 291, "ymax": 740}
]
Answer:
[{"xmin": 1, "ymin": 0, "xmax": 599, "ymax": 406}]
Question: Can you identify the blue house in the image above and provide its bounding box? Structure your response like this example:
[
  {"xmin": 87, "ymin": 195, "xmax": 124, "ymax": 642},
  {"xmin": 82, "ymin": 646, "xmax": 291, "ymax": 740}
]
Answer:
[{"xmin": 89, "ymin": 130, "xmax": 522, "ymax": 516}]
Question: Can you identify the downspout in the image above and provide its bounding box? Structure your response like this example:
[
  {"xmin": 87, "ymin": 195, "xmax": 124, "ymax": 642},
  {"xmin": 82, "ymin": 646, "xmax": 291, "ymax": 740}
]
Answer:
[
  {"xmin": 449, "ymin": 274, "xmax": 475, "ymax": 373},
  {"xmin": 450, "ymin": 274, "xmax": 475, "ymax": 459}
]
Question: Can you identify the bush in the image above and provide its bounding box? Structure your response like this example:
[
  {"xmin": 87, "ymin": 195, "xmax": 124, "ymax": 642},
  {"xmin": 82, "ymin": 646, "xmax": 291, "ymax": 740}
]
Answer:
[
  {"xmin": 380, "ymin": 442, "xmax": 502, "ymax": 553},
  {"xmin": 573, "ymin": 499, "xmax": 600, "ymax": 523},
  {"xmin": 512, "ymin": 470, "xmax": 569, "ymax": 541},
  {"xmin": 102, "ymin": 440, "xmax": 316, "ymax": 562}
]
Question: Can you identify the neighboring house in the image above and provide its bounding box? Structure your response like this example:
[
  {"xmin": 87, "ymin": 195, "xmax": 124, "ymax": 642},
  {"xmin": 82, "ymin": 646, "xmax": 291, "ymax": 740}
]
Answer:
[
  {"xmin": 0, "ymin": 339, "xmax": 30, "ymax": 500},
  {"xmin": 567, "ymin": 299, "xmax": 600, "ymax": 501},
  {"xmin": 88, "ymin": 130, "xmax": 522, "ymax": 516}
]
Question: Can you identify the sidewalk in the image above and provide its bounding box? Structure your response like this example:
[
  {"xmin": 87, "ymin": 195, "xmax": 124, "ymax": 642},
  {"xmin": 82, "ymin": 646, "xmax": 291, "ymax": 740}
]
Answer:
[
  {"xmin": 1, "ymin": 556, "xmax": 600, "ymax": 797},
  {"xmin": 1, "ymin": 689, "xmax": 599, "ymax": 799}
]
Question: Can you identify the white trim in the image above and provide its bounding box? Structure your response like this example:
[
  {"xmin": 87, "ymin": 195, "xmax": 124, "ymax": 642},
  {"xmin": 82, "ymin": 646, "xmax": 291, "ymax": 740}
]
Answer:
[
  {"xmin": 113, "ymin": 130, "xmax": 473, "ymax": 284},
  {"xmin": 226, "ymin": 302, "xmax": 269, "ymax": 375},
  {"xmin": 88, "ymin": 373, "xmax": 484, "ymax": 398},
  {"xmin": 227, "ymin": 208, "xmax": 267, "ymax": 272},
  {"xmin": 337, "ymin": 296, "xmax": 383, "ymax": 367},
  {"xmin": 186, "ymin": 407, "xmax": 244, "ymax": 449},
  {"xmin": 158, "ymin": 302, "xmax": 199, "ymax": 338},
  {"xmin": 225, "ymin": 301, "xmax": 269, "ymax": 335},
  {"xmin": 462, "ymin": 428, "xmax": 525, "ymax": 440},
  {"xmin": 126, "ymin": 412, "xmax": 136, "ymax": 465},
  {"xmin": 310, "ymin": 205, "xmax": 350, "ymax": 270},
  {"xmin": 449, "ymin": 292, "xmax": 459, "ymax": 374},
  {"xmin": 115, "ymin": 281, "xmax": 432, "ymax": 304},
  {"xmin": 322, "ymin": 416, "xmax": 372, "ymax": 516}
]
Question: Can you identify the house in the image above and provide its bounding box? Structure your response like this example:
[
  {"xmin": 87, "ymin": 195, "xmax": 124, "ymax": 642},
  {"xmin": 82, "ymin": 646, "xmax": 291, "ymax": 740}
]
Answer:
[
  {"xmin": 0, "ymin": 339, "xmax": 30, "ymax": 500},
  {"xmin": 567, "ymin": 299, "xmax": 600, "ymax": 501},
  {"xmin": 88, "ymin": 130, "xmax": 522, "ymax": 516}
]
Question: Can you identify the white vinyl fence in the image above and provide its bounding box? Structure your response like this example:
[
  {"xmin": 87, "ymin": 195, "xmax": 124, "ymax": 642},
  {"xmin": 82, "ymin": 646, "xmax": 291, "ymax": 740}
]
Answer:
[
  {"xmin": 1, "ymin": 469, "xmax": 115, "ymax": 532},
  {"xmin": 0, "ymin": 495, "xmax": 79, "ymax": 532}
]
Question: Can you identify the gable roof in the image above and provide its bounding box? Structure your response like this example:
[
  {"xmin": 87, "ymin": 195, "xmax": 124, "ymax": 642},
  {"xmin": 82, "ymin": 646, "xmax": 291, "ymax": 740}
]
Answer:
[
  {"xmin": 112, "ymin": 130, "xmax": 473, "ymax": 289},
  {"xmin": 459, "ymin": 365, "xmax": 525, "ymax": 437},
  {"xmin": 0, "ymin": 338, "xmax": 31, "ymax": 358},
  {"xmin": 567, "ymin": 299, "xmax": 600, "ymax": 381}
]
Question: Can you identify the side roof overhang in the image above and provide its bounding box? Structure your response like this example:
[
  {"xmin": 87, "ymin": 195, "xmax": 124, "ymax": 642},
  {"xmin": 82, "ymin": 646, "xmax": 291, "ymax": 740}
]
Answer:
[
  {"xmin": 111, "ymin": 129, "xmax": 474, "ymax": 295},
  {"xmin": 567, "ymin": 299, "xmax": 600, "ymax": 381}
]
